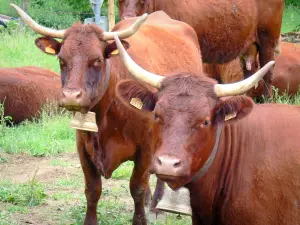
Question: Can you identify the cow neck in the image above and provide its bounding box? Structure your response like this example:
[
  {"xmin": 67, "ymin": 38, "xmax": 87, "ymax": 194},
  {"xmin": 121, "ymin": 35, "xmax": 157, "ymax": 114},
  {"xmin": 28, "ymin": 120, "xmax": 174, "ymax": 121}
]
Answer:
[{"xmin": 191, "ymin": 123, "xmax": 223, "ymax": 182}]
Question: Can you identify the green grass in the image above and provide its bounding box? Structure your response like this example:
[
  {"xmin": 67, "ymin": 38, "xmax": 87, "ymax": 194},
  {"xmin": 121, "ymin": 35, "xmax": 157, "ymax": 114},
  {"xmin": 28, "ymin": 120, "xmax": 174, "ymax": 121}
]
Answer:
[
  {"xmin": 112, "ymin": 161, "xmax": 134, "ymax": 180},
  {"xmin": 0, "ymin": 31, "xmax": 60, "ymax": 72},
  {"xmin": 0, "ymin": 102, "xmax": 76, "ymax": 156},
  {"xmin": 0, "ymin": 178, "xmax": 46, "ymax": 207},
  {"xmin": 281, "ymin": 5, "xmax": 300, "ymax": 33}
]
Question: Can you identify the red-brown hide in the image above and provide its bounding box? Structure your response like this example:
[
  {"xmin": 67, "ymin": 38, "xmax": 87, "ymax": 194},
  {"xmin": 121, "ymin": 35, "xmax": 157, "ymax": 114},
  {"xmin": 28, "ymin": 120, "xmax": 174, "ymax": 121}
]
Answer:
[
  {"xmin": 0, "ymin": 66, "xmax": 60, "ymax": 124},
  {"xmin": 119, "ymin": 0, "xmax": 284, "ymax": 97},
  {"xmin": 272, "ymin": 42, "xmax": 300, "ymax": 95},
  {"xmin": 210, "ymin": 42, "xmax": 300, "ymax": 97},
  {"xmin": 34, "ymin": 11, "xmax": 202, "ymax": 225},
  {"xmin": 116, "ymin": 74, "xmax": 300, "ymax": 225}
]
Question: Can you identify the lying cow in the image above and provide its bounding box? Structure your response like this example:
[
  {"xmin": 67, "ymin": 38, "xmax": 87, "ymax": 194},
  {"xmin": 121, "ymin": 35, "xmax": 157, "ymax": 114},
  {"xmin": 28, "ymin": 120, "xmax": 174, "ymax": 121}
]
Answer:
[
  {"xmin": 118, "ymin": 0, "xmax": 284, "ymax": 98},
  {"xmin": 11, "ymin": 4, "xmax": 203, "ymax": 224},
  {"xmin": 115, "ymin": 36, "xmax": 300, "ymax": 225},
  {"xmin": 0, "ymin": 66, "xmax": 61, "ymax": 123},
  {"xmin": 271, "ymin": 42, "xmax": 300, "ymax": 95}
]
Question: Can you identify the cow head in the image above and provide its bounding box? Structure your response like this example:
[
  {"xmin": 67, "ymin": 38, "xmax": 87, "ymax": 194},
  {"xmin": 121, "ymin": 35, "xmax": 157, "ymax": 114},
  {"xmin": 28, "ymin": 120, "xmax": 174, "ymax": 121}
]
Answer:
[
  {"xmin": 119, "ymin": 0, "xmax": 147, "ymax": 20},
  {"xmin": 11, "ymin": 4, "xmax": 147, "ymax": 113},
  {"xmin": 114, "ymin": 35, "xmax": 275, "ymax": 189}
]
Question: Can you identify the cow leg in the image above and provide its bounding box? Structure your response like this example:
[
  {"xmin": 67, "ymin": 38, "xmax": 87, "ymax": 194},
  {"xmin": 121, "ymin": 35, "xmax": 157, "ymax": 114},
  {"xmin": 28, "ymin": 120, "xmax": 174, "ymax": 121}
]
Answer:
[
  {"xmin": 150, "ymin": 179, "xmax": 165, "ymax": 212},
  {"xmin": 130, "ymin": 157, "xmax": 151, "ymax": 225},
  {"xmin": 78, "ymin": 146, "xmax": 102, "ymax": 225},
  {"xmin": 258, "ymin": 36, "xmax": 277, "ymax": 99}
]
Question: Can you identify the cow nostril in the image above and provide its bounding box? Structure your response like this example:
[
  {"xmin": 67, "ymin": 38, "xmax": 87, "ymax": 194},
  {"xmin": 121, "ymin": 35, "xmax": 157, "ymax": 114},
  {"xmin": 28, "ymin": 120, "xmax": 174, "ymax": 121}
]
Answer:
[
  {"xmin": 157, "ymin": 157, "xmax": 162, "ymax": 166},
  {"xmin": 174, "ymin": 161, "xmax": 181, "ymax": 168},
  {"xmin": 75, "ymin": 91, "xmax": 82, "ymax": 99}
]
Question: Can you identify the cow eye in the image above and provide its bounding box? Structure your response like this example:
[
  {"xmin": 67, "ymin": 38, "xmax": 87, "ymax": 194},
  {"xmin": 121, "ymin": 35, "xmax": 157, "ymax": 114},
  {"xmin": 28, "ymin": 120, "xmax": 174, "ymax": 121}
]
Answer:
[
  {"xmin": 93, "ymin": 58, "xmax": 104, "ymax": 67},
  {"xmin": 58, "ymin": 58, "xmax": 65, "ymax": 67},
  {"xmin": 154, "ymin": 113, "xmax": 164, "ymax": 124},
  {"xmin": 200, "ymin": 119, "xmax": 211, "ymax": 128}
]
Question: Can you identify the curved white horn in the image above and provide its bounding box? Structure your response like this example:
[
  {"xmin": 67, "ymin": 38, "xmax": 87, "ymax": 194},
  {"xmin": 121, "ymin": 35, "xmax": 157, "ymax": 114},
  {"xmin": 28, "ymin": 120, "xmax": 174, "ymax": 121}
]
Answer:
[
  {"xmin": 214, "ymin": 61, "xmax": 275, "ymax": 97},
  {"xmin": 103, "ymin": 14, "xmax": 148, "ymax": 41},
  {"xmin": 10, "ymin": 3, "xmax": 65, "ymax": 38},
  {"xmin": 114, "ymin": 35, "xmax": 165, "ymax": 88}
]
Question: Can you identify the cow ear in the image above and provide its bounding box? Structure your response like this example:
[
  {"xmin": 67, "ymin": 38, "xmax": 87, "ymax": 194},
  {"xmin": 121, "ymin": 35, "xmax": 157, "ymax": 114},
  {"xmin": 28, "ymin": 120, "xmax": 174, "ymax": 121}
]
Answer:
[
  {"xmin": 35, "ymin": 37, "xmax": 61, "ymax": 55},
  {"xmin": 212, "ymin": 96, "xmax": 254, "ymax": 124},
  {"xmin": 116, "ymin": 79, "xmax": 158, "ymax": 112},
  {"xmin": 105, "ymin": 40, "xmax": 130, "ymax": 58}
]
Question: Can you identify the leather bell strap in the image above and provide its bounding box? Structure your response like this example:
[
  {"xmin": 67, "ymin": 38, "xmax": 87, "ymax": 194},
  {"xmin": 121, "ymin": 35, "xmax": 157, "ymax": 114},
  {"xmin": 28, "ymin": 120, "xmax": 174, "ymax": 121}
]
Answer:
[{"xmin": 191, "ymin": 123, "xmax": 223, "ymax": 182}]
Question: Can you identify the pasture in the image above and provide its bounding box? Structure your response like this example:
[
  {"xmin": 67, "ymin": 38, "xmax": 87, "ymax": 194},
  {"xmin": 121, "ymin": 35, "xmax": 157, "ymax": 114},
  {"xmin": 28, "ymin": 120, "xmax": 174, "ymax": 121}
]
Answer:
[{"xmin": 0, "ymin": 2, "xmax": 300, "ymax": 225}]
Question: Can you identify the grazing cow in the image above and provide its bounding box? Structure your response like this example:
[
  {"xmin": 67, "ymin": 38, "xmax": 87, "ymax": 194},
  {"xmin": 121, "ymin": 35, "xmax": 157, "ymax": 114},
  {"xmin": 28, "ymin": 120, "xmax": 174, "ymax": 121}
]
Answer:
[
  {"xmin": 0, "ymin": 66, "xmax": 60, "ymax": 123},
  {"xmin": 11, "ymin": 4, "xmax": 203, "ymax": 224},
  {"xmin": 118, "ymin": 0, "xmax": 284, "ymax": 98},
  {"xmin": 114, "ymin": 40, "xmax": 300, "ymax": 224}
]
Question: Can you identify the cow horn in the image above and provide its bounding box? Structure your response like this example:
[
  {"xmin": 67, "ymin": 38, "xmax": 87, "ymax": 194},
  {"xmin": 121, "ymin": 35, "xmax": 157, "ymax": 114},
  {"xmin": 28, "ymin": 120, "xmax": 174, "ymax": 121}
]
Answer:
[
  {"xmin": 114, "ymin": 35, "xmax": 165, "ymax": 88},
  {"xmin": 214, "ymin": 61, "xmax": 275, "ymax": 97},
  {"xmin": 103, "ymin": 14, "xmax": 148, "ymax": 40},
  {"xmin": 10, "ymin": 3, "xmax": 65, "ymax": 39}
]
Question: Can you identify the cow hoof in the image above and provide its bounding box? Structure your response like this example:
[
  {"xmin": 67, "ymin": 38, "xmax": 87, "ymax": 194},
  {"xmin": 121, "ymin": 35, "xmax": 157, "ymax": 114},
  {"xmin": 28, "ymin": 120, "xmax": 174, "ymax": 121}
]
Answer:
[{"xmin": 133, "ymin": 213, "xmax": 147, "ymax": 225}]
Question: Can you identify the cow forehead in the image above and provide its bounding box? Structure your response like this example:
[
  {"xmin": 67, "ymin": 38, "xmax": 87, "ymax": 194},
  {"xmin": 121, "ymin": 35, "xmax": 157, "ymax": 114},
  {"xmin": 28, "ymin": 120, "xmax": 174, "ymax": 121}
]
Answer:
[
  {"xmin": 60, "ymin": 26, "xmax": 105, "ymax": 59},
  {"xmin": 156, "ymin": 94, "xmax": 211, "ymax": 120}
]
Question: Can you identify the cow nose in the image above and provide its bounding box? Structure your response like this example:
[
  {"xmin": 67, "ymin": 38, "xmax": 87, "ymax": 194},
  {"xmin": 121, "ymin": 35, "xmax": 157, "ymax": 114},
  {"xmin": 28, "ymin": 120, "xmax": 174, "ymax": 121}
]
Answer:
[
  {"xmin": 59, "ymin": 88, "xmax": 90, "ymax": 111},
  {"xmin": 62, "ymin": 89, "xmax": 82, "ymax": 99},
  {"xmin": 156, "ymin": 156, "xmax": 181, "ymax": 168},
  {"xmin": 152, "ymin": 155, "xmax": 188, "ymax": 177}
]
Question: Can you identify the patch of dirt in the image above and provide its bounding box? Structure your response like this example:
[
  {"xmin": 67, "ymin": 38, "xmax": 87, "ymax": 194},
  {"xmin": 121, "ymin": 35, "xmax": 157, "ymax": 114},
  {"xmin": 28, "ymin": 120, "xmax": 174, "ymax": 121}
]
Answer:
[
  {"xmin": 0, "ymin": 152, "xmax": 80, "ymax": 183},
  {"xmin": 0, "ymin": 153, "xmax": 166, "ymax": 225}
]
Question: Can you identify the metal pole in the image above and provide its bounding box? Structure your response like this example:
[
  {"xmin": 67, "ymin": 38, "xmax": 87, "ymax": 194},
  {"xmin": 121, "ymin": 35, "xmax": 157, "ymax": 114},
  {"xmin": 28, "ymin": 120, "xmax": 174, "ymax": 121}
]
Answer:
[
  {"xmin": 108, "ymin": 0, "xmax": 115, "ymax": 31},
  {"xmin": 94, "ymin": 0, "xmax": 103, "ymax": 26}
]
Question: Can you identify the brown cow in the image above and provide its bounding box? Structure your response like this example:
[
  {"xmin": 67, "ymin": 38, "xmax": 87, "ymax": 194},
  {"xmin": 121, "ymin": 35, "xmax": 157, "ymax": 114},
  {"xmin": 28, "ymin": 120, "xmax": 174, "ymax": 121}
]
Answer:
[
  {"xmin": 227, "ymin": 42, "xmax": 300, "ymax": 97},
  {"xmin": 118, "ymin": 0, "xmax": 284, "ymax": 98},
  {"xmin": 271, "ymin": 42, "xmax": 300, "ymax": 95},
  {"xmin": 0, "ymin": 66, "xmax": 60, "ymax": 124},
  {"xmin": 114, "ymin": 40, "xmax": 300, "ymax": 225},
  {"xmin": 11, "ymin": 4, "xmax": 203, "ymax": 224}
]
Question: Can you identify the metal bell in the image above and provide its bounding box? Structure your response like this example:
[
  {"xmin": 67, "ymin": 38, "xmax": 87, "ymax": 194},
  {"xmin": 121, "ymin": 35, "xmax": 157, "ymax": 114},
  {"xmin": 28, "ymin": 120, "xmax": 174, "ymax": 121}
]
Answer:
[
  {"xmin": 156, "ymin": 185, "xmax": 192, "ymax": 216},
  {"xmin": 69, "ymin": 111, "xmax": 98, "ymax": 132}
]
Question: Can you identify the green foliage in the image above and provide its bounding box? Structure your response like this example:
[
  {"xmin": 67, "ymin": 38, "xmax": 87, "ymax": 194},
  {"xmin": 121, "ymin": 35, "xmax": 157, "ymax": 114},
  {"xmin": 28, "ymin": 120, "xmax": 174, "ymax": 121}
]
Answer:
[
  {"xmin": 0, "ymin": 31, "xmax": 59, "ymax": 72},
  {"xmin": 281, "ymin": 5, "xmax": 300, "ymax": 33},
  {"xmin": 0, "ymin": 0, "xmax": 21, "ymax": 17},
  {"xmin": 0, "ymin": 102, "xmax": 75, "ymax": 156},
  {"xmin": 0, "ymin": 210, "xmax": 17, "ymax": 225},
  {"xmin": 286, "ymin": 0, "xmax": 300, "ymax": 7},
  {"xmin": 112, "ymin": 161, "xmax": 134, "ymax": 179},
  {"xmin": 0, "ymin": 20, "xmax": 19, "ymax": 34},
  {"xmin": 0, "ymin": 177, "xmax": 46, "ymax": 207},
  {"xmin": 270, "ymin": 86, "xmax": 300, "ymax": 105},
  {"xmin": 28, "ymin": 0, "xmax": 81, "ymax": 29}
]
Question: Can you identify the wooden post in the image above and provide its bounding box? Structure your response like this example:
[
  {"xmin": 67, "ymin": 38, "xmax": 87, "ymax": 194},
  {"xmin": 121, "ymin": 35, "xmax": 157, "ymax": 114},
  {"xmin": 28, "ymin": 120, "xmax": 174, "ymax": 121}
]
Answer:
[
  {"xmin": 108, "ymin": 0, "xmax": 115, "ymax": 31},
  {"xmin": 20, "ymin": 0, "xmax": 28, "ymax": 29}
]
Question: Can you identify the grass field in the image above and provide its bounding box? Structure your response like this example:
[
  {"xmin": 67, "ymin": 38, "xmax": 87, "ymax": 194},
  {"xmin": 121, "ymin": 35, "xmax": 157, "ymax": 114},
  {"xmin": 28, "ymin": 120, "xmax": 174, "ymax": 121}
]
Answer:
[{"xmin": 0, "ymin": 2, "xmax": 300, "ymax": 225}]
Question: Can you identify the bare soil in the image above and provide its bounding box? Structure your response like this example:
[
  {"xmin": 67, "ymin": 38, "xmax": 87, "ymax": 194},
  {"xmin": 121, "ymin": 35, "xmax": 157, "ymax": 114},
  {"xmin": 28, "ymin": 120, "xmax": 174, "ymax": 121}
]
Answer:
[{"xmin": 0, "ymin": 152, "xmax": 136, "ymax": 225}]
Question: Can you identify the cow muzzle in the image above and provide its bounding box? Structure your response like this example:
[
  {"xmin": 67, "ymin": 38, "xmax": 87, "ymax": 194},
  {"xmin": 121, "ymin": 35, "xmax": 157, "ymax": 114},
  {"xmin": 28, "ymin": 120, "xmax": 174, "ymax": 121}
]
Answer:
[
  {"xmin": 59, "ymin": 88, "xmax": 91, "ymax": 113},
  {"xmin": 151, "ymin": 154, "xmax": 190, "ymax": 178}
]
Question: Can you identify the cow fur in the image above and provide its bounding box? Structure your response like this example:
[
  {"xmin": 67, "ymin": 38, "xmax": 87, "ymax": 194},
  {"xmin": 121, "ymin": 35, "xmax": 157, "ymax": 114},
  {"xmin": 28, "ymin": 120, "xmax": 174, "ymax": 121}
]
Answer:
[
  {"xmin": 116, "ymin": 73, "xmax": 300, "ymax": 225},
  {"xmin": 0, "ymin": 66, "xmax": 60, "ymax": 124},
  {"xmin": 119, "ymin": 0, "xmax": 284, "ymax": 97},
  {"xmin": 33, "ymin": 11, "xmax": 203, "ymax": 225}
]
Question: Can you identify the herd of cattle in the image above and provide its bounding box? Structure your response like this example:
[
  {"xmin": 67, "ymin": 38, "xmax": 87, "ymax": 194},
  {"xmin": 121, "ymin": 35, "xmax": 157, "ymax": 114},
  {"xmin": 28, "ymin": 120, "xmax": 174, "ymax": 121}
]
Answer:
[{"xmin": 1, "ymin": 1, "xmax": 300, "ymax": 225}]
